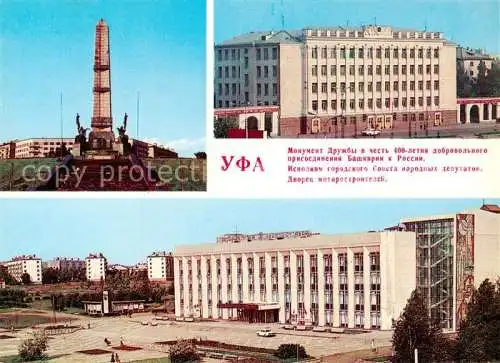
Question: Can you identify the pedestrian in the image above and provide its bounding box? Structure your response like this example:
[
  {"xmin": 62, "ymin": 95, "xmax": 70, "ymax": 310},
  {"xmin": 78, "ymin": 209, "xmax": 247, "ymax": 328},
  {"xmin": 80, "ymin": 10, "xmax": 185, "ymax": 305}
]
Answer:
[
  {"xmin": 110, "ymin": 352, "xmax": 115, "ymax": 362},
  {"xmin": 115, "ymin": 353, "xmax": 121, "ymax": 363},
  {"xmin": 120, "ymin": 336, "xmax": 124, "ymax": 346}
]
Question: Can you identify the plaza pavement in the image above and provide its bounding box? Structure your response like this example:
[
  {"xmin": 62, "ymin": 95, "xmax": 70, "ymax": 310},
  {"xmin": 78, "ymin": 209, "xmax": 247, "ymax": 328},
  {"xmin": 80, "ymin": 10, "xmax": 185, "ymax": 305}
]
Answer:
[{"xmin": 0, "ymin": 313, "xmax": 393, "ymax": 362}]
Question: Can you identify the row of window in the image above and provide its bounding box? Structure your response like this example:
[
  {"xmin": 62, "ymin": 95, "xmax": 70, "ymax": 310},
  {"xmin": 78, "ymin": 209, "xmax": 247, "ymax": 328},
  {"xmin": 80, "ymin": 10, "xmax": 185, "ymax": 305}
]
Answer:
[
  {"xmin": 217, "ymin": 83, "xmax": 279, "ymax": 97},
  {"xmin": 217, "ymin": 100, "xmax": 278, "ymax": 108},
  {"xmin": 312, "ymin": 64, "xmax": 440, "ymax": 77},
  {"xmin": 311, "ymin": 46, "xmax": 439, "ymax": 60},
  {"xmin": 312, "ymin": 96, "xmax": 440, "ymax": 111},
  {"xmin": 312, "ymin": 80, "xmax": 440, "ymax": 93},
  {"xmin": 217, "ymin": 47, "xmax": 278, "ymax": 62}
]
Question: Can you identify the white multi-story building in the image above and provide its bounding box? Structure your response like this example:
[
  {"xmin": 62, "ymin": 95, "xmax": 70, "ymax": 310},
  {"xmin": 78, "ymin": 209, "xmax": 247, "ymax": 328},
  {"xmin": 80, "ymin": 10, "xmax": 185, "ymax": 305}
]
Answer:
[
  {"xmin": 12, "ymin": 138, "xmax": 74, "ymax": 159},
  {"xmin": 173, "ymin": 205, "xmax": 500, "ymax": 331},
  {"xmin": 147, "ymin": 251, "xmax": 174, "ymax": 281},
  {"xmin": 174, "ymin": 231, "xmax": 416, "ymax": 329},
  {"xmin": 215, "ymin": 25, "xmax": 457, "ymax": 137},
  {"xmin": 3, "ymin": 255, "xmax": 42, "ymax": 284},
  {"xmin": 85, "ymin": 253, "xmax": 107, "ymax": 282}
]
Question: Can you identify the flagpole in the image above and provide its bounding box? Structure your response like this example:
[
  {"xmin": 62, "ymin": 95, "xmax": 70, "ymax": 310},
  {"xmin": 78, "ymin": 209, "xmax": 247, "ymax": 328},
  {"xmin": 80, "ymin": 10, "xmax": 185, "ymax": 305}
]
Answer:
[
  {"xmin": 136, "ymin": 91, "xmax": 140, "ymax": 138},
  {"xmin": 60, "ymin": 93, "xmax": 63, "ymax": 157}
]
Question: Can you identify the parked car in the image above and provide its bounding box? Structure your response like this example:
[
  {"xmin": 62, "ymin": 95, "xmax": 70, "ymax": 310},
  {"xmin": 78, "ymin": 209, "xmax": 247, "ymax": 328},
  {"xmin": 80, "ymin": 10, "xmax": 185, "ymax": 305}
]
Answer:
[
  {"xmin": 362, "ymin": 128, "xmax": 381, "ymax": 136},
  {"xmin": 257, "ymin": 328, "xmax": 276, "ymax": 337}
]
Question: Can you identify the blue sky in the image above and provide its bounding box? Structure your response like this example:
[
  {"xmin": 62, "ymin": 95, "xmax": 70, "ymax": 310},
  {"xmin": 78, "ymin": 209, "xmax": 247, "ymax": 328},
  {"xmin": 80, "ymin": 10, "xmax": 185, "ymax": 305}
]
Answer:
[
  {"xmin": 215, "ymin": 0, "xmax": 500, "ymax": 54},
  {"xmin": 0, "ymin": 0, "xmax": 206, "ymax": 156},
  {"xmin": 0, "ymin": 199, "xmax": 496, "ymax": 264}
]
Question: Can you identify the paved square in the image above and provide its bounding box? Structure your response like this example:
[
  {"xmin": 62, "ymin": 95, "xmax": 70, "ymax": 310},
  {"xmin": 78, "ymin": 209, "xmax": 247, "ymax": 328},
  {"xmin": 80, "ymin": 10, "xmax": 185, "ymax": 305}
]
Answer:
[{"xmin": 0, "ymin": 313, "xmax": 393, "ymax": 362}]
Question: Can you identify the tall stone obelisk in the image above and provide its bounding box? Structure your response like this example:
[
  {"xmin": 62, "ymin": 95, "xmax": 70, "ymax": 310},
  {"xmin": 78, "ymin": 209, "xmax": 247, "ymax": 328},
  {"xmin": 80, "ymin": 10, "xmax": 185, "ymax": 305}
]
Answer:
[{"xmin": 88, "ymin": 19, "xmax": 115, "ymax": 150}]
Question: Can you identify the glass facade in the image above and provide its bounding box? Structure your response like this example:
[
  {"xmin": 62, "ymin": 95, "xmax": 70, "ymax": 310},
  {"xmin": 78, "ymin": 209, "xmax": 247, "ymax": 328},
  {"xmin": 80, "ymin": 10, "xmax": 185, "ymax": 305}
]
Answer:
[{"xmin": 404, "ymin": 218, "xmax": 454, "ymax": 329}]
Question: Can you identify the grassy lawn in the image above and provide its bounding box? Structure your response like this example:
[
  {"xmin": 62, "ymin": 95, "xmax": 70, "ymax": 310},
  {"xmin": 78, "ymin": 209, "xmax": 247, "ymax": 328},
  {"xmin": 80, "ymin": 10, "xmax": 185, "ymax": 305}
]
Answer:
[
  {"xmin": 0, "ymin": 159, "xmax": 58, "ymax": 191},
  {"xmin": 0, "ymin": 308, "xmax": 18, "ymax": 313},
  {"xmin": 0, "ymin": 355, "xmax": 69, "ymax": 362}
]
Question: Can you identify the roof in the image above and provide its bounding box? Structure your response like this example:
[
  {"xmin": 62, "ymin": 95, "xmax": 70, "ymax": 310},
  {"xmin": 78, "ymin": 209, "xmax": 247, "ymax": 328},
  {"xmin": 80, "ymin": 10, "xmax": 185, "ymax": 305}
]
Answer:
[
  {"xmin": 481, "ymin": 204, "xmax": 500, "ymax": 214},
  {"xmin": 218, "ymin": 25, "xmax": 449, "ymax": 46},
  {"xmin": 218, "ymin": 30, "xmax": 302, "ymax": 46},
  {"xmin": 457, "ymin": 46, "xmax": 494, "ymax": 60},
  {"xmin": 174, "ymin": 231, "xmax": 414, "ymax": 256}
]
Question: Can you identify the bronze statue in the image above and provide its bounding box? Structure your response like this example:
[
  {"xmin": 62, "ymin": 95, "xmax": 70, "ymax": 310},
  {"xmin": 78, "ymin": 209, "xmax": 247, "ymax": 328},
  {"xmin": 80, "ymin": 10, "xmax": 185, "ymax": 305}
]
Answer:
[
  {"xmin": 74, "ymin": 113, "xmax": 89, "ymax": 151},
  {"xmin": 117, "ymin": 113, "xmax": 131, "ymax": 155}
]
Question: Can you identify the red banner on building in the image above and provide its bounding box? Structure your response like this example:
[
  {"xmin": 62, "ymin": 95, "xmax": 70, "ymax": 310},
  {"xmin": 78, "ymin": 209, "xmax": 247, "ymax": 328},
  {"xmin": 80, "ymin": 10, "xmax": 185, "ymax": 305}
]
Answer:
[{"xmin": 227, "ymin": 129, "xmax": 265, "ymax": 139}]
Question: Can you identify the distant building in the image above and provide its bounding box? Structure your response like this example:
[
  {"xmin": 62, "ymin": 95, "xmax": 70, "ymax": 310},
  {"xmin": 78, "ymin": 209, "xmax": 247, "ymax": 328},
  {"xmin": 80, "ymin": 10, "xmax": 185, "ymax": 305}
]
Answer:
[
  {"xmin": 0, "ymin": 141, "xmax": 16, "ymax": 159},
  {"xmin": 130, "ymin": 139, "xmax": 150, "ymax": 159},
  {"xmin": 456, "ymin": 46, "xmax": 494, "ymax": 80},
  {"xmin": 0, "ymin": 137, "xmax": 179, "ymax": 159},
  {"xmin": 82, "ymin": 290, "xmax": 145, "ymax": 316},
  {"xmin": 85, "ymin": 253, "xmax": 107, "ymax": 282},
  {"xmin": 0, "ymin": 278, "xmax": 6, "ymax": 289},
  {"xmin": 12, "ymin": 138, "xmax": 74, "ymax": 159},
  {"xmin": 148, "ymin": 144, "xmax": 178, "ymax": 159},
  {"xmin": 47, "ymin": 257, "xmax": 85, "ymax": 273},
  {"xmin": 147, "ymin": 251, "xmax": 174, "ymax": 281},
  {"xmin": 3, "ymin": 255, "xmax": 42, "ymax": 284},
  {"xmin": 217, "ymin": 230, "xmax": 319, "ymax": 243}
]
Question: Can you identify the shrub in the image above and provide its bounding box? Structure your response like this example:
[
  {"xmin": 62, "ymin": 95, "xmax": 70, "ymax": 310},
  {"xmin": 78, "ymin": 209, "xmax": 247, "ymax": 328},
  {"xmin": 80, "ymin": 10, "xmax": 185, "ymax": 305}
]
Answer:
[
  {"xmin": 18, "ymin": 331, "xmax": 49, "ymax": 361},
  {"xmin": 275, "ymin": 344, "xmax": 307, "ymax": 359},
  {"xmin": 169, "ymin": 339, "xmax": 200, "ymax": 363}
]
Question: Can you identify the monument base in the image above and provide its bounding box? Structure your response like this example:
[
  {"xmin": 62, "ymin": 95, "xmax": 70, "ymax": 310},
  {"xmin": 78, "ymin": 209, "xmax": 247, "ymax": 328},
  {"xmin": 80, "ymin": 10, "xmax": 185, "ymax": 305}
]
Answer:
[
  {"xmin": 71, "ymin": 143, "xmax": 81, "ymax": 157},
  {"xmin": 89, "ymin": 130, "xmax": 115, "ymax": 150},
  {"xmin": 84, "ymin": 149, "xmax": 119, "ymax": 160}
]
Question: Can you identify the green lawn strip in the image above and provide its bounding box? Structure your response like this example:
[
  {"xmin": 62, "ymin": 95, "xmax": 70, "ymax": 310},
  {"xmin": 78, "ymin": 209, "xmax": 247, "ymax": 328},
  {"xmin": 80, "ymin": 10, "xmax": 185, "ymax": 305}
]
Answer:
[{"xmin": 0, "ymin": 354, "xmax": 69, "ymax": 362}]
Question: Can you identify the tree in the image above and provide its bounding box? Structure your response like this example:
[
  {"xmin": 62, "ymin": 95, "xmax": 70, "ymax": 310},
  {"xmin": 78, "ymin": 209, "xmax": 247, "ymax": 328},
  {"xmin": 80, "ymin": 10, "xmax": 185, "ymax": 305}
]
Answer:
[
  {"xmin": 21, "ymin": 273, "xmax": 31, "ymax": 285},
  {"xmin": 457, "ymin": 62, "xmax": 474, "ymax": 98},
  {"xmin": 456, "ymin": 278, "xmax": 500, "ymax": 361},
  {"xmin": 168, "ymin": 339, "xmax": 200, "ymax": 363},
  {"xmin": 275, "ymin": 344, "xmax": 307, "ymax": 359},
  {"xmin": 0, "ymin": 266, "xmax": 18, "ymax": 285},
  {"xmin": 42, "ymin": 267, "xmax": 59, "ymax": 284},
  {"xmin": 477, "ymin": 60, "xmax": 489, "ymax": 96},
  {"xmin": 194, "ymin": 151, "xmax": 206, "ymax": 159},
  {"xmin": 214, "ymin": 117, "xmax": 238, "ymax": 138},
  {"xmin": 486, "ymin": 61, "xmax": 500, "ymax": 97},
  {"xmin": 392, "ymin": 289, "xmax": 451, "ymax": 362},
  {"xmin": 18, "ymin": 331, "xmax": 49, "ymax": 361}
]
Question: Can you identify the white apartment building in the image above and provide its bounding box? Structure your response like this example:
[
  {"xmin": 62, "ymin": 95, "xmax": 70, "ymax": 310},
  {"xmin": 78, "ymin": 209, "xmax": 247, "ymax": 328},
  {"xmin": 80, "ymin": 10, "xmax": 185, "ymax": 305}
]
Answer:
[
  {"xmin": 215, "ymin": 25, "xmax": 457, "ymax": 137},
  {"xmin": 147, "ymin": 251, "xmax": 174, "ymax": 281},
  {"xmin": 3, "ymin": 255, "xmax": 42, "ymax": 284},
  {"xmin": 174, "ymin": 231, "xmax": 416, "ymax": 330},
  {"xmin": 85, "ymin": 253, "xmax": 107, "ymax": 282},
  {"xmin": 13, "ymin": 138, "xmax": 74, "ymax": 159}
]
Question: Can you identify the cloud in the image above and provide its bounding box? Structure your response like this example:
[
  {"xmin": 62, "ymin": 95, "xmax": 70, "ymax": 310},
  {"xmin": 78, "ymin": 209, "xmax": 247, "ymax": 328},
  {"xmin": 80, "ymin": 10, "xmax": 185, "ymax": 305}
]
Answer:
[{"xmin": 141, "ymin": 137, "xmax": 205, "ymax": 155}]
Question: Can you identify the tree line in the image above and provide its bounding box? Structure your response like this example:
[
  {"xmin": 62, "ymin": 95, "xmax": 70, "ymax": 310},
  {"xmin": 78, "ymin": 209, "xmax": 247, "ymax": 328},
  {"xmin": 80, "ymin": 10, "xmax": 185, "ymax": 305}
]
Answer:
[{"xmin": 393, "ymin": 278, "xmax": 500, "ymax": 362}]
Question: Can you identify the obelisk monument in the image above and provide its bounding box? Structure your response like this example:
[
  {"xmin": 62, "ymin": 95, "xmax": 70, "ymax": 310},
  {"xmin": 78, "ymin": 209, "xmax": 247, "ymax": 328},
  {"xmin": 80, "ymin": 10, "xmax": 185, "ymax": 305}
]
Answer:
[{"xmin": 88, "ymin": 19, "xmax": 115, "ymax": 151}]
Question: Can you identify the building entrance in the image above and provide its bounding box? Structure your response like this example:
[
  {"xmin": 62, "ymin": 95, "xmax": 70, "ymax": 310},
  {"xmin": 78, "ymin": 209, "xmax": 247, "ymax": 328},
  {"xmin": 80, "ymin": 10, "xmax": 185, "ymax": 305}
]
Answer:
[{"xmin": 217, "ymin": 302, "xmax": 280, "ymax": 323}]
